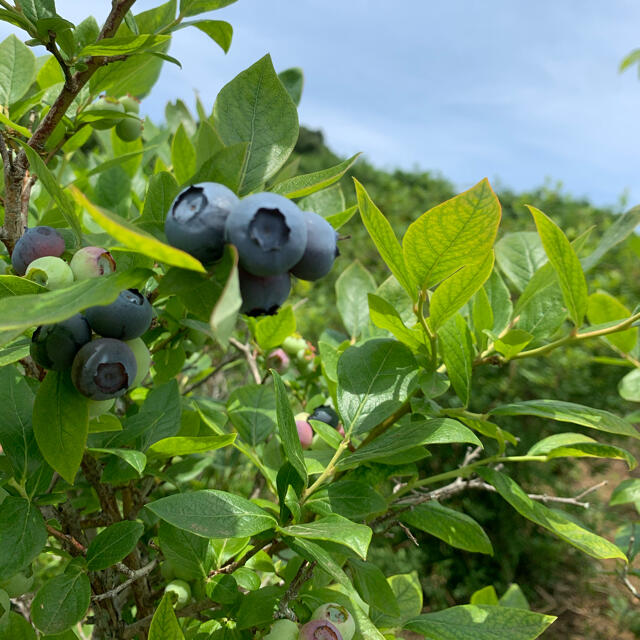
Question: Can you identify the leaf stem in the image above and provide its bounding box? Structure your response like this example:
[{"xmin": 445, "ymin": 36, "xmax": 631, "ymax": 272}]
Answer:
[{"xmin": 301, "ymin": 439, "xmax": 350, "ymax": 502}]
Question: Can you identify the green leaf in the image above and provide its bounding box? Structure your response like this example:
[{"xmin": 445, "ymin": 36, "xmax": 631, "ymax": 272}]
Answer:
[
  {"xmin": 70, "ymin": 186, "xmax": 205, "ymax": 273},
  {"xmin": 490, "ymin": 399, "xmax": 640, "ymax": 440},
  {"xmin": 349, "ymin": 557, "xmax": 401, "ymax": 619},
  {"xmin": 227, "ymin": 384, "xmax": 276, "ymax": 446},
  {"xmin": 495, "ymin": 232, "xmax": 546, "ymax": 292},
  {"xmin": 527, "ymin": 432, "xmax": 597, "ymax": 455},
  {"xmin": 438, "ymin": 314, "xmax": 473, "ymax": 406},
  {"xmin": 78, "ymin": 34, "xmax": 171, "ymax": 57},
  {"xmin": 354, "ymin": 179, "xmax": 414, "ymax": 298},
  {"xmin": 255, "ymin": 305, "xmax": 296, "ymax": 352},
  {"xmin": 403, "ymin": 178, "xmax": 501, "ymax": 291},
  {"xmin": 146, "ymin": 490, "xmax": 277, "ymax": 539},
  {"xmin": 527, "ymin": 205, "xmax": 588, "ymax": 327},
  {"xmin": 306, "ymin": 480, "xmax": 387, "ymax": 520},
  {"xmin": 272, "ymin": 370, "xmax": 307, "ymax": 483},
  {"xmin": 273, "ymin": 154, "xmax": 360, "ymax": 199},
  {"xmin": 0, "ymin": 109, "xmax": 31, "ymax": 137},
  {"xmin": 0, "ymin": 35, "xmax": 36, "ymax": 105},
  {"xmin": 335, "ymin": 261, "xmax": 377, "ymax": 340},
  {"xmin": 619, "ymin": 369, "xmax": 640, "ymax": 402},
  {"xmin": 388, "ymin": 573, "xmax": 423, "ymax": 621},
  {"xmin": 2, "ymin": 611, "xmax": 37, "ymax": 639},
  {"xmin": 148, "ymin": 593, "xmax": 185, "ymax": 640},
  {"xmin": 281, "ymin": 514, "xmax": 372, "ymax": 559},
  {"xmin": 159, "ymin": 521, "xmax": 210, "ymax": 580},
  {"xmin": 544, "ymin": 442, "xmax": 636, "ymax": 469},
  {"xmin": 147, "ymin": 434, "xmax": 235, "ymax": 458},
  {"xmin": 485, "ymin": 270, "xmax": 512, "ymax": 334},
  {"xmin": 0, "ymin": 275, "xmax": 45, "ymax": 297},
  {"xmin": 0, "ymin": 497, "xmax": 46, "ymax": 577},
  {"xmin": 405, "ymin": 604, "xmax": 555, "ymax": 640},
  {"xmin": 171, "ymin": 123, "xmax": 196, "ymax": 186},
  {"xmin": 499, "ymin": 583, "xmax": 530, "ymax": 610},
  {"xmin": 210, "ymin": 246, "xmax": 241, "ymax": 346},
  {"xmin": 582, "ymin": 205, "xmax": 640, "ymax": 272},
  {"xmin": 31, "ymin": 572, "xmax": 91, "ymax": 635},
  {"xmin": 587, "ymin": 291, "xmax": 636, "ymax": 353},
  {"xmin": 493, "ymin": 329, "xmax": 534, "ymax": 360},
  {"xmin": 187, "ymin": 20, "xmax": 233, "ymax": 53},
  {"xmin": 326, "ymin": 204, "xmax": 358, "ymax": 230},
  {"xmin": 337, "ymin": 338, "xmax": 419, "ymax": 435},
  {"xmin": 337, "ymin": 418, "xmax": 480, "ymax": 469},
  {"xmin": 88, "ymin": 448, "xmax": 146, "ymax": 475},
  {"xmin": 430, "ymin": 251, "xmax": 495, "ymax": 331},
  {"xmin": 0, "ymin": 366, "xmax": 38, "ymax": 483},
  {"xmin": 212, "ymin": 54, "xmax": 298, "ymax": 194},
  {"xmin": 610, "ymin": 479, "xmax": 640, "ymax": 506},
  {"xmin": 86, "ymin": 521, "xmax": 144, "ymax": 571},
  {"xmin": 477, "ymin": 468, "xmax": 627, "ymax": 561},
  {"xmin": 33, "ymin": 371, "xmax": 88, "ymax": 485},
  {"xmin": 19, "ymin": 143, "xmax": 82, "ymax": 241},
  {"xmin": 190, "ymin": 142, "xmax": 248, "ymax": 194},
  {"xmin": 278, "ymin": 67, "xmax": 303, "ymax": 106},
  {"xmin": 368, "ymin": 293, "xmax": 424, "ymax": 352},
  {"xmin": 470, "ymin": 586, "xmax": 499, "ymax": 606},
  {"xmin": 400, "ymin": 501, "xmax": 493, "ymax": 555},
  {"xmin": 140, "ymin": 172, "xmax": 179, "ymax": 228},
  {"xmin": 180, "ymin": 0, "xmax": 237, "ymax": 17}
]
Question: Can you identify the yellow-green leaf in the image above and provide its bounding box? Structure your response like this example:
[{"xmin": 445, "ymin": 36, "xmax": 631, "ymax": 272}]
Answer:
[
  {"xmin": 587, "ymin": 291, "xmax": 637, "ymax": 353},
  {"xmin": 70, "ymin": 186, "xmax": 205, "ymax": 272}
]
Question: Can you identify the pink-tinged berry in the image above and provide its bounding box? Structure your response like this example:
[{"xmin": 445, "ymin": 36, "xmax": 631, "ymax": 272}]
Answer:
[{"xmin": 296, "ymin": 420, "xmax": 313, "ymax": 449}]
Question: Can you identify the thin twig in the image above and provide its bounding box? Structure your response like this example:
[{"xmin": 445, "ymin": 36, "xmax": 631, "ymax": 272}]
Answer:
[
  {"xmin": 92, "ymin": 560, "xmax": 157, "ymax": 602},
  {"xmin": 276, "ymin": 560, "xmax": 316, "ymax": 621},
  {"xmin": 208, "ymin": 540, "xmax": 275, "ymax": 577},
  {"xmin": 46, "ymin": 524, "xmax": 86, "ymax": 555},
  {"xmin": 229, "ymin": 337, "xmax": 261, "ymax": 384},
  {"xmin": 44, "ymin": 33, "xmax": 73, "ymax": 86}
]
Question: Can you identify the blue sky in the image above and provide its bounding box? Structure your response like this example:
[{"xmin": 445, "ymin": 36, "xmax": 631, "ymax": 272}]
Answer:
[{"xmin": 2, "ymin": 1, "xmax": 640, "ymax": 208}]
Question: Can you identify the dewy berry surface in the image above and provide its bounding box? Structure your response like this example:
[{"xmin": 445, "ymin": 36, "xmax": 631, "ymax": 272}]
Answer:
[{"xmin": 85, "ymin": 289, "xmax": 153, "ymax": 340}]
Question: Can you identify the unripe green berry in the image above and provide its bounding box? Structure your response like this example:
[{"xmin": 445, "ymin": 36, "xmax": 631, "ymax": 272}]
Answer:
[
  {"xmin": 25, "ymin": 256, "xmax": 73, "ymax": 289},
  {"xmin": 119, "ymin": 95, "xmax": 141, "ymax": 114},
  {"xmin": 125, "ymin": 337, "xmax": 151, "ymax": 387},
  {"xmin": 264, "ymin": 618, "xmax": 298, "ymax": 639},
  {"xmin": 164, "ymin": 579, "xmax": 191, "ymax": 606},
  {"xmin": 115, "ymin": 117, "xmax": 143, "ymax": 142},
  {"xmin": 310, "ymin": 603, "xmax": 354, "ymax": 640}
]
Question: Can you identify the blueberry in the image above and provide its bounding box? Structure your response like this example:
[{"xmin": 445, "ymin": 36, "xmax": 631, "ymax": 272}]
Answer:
[
  {"xmin": 296, "ymin": 420, "xmax": 313, "ymax": 449},
  {"xmin": 238, "ymin": 268, "xmax": 291, "ymax": 317},
  {"xmin": 85, "ymin": 289, "xmax": 153, "ymax": 340},
  {"xmin": 266, "ymin": 347, "xmax": 290, "ymax": 372},
  {"xmin": 299, "ymin": 619, "xmax": 343, "ymax": 640},
  {"xmin": 165, "ymin": 182, "xmax": 239, "ymax": 265},
  {"xmin": 30, "ymin": 314, "xmax": 91, "ymax": 371},
  {"xmin": 225, "ymin": 193, "xmax": 307, "ymax": 276},
  {"xmin": 71, "ymin": 338, "xmax": 137, "ymax": 400},
  {"xmin": 308, "ymin": 405, "xmax": 340, "ymax": 429},
  {"xmin": 25, "ymin": 256, "xmax": 74, "ymax": 290},
  {"xmin": 264, "ymin": 619, "xmax": 298, "ymax": 640},
  {"xmin": 290, "ymin": 211, "xmax": 339, "ymax": 281},
  {"xmin": 310, "ymin": 603, "xmax": 355, "ymax": 640},
  {"xmin": 11, "ymin": 226, "xmax": 65, "ymax": 276},
  {"xmin": 164, "ymin": 579, "xmax": 191, "ymax": 606},
  {"xmin": 70, "ymin": 247, "xmax": 116, "ymax": 280}
]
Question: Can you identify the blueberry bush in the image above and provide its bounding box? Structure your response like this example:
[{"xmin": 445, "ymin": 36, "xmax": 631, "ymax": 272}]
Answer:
[{"xmin": 1, "ymin": 2, "xmax": 640, "ymax": 639}]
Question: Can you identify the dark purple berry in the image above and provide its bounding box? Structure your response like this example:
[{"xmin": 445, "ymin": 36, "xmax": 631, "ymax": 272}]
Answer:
[
  {"xmin": 85, "ymin": 289, "xmax": 152, "ymax": 340},
  {"xmin": 11, "ymin": 227, "xmax": 65, "ymax": 276},
  {"xmin": 290, "ymin": 211, "xmax": 339, "ymax": 281},
  {"xmin": 71, "ymin": 338, "xmax": 137, "ymax": 400},
  {"xmin": 308, "ymin": 405, "xmax": 340, "ymax": 429},
  {"xmin": 238, "ymin": 268, "xmax": 290, "ymax": 317},
  {"xmin": 30, "ymin": 314, "xmax": 91, "ymax": 371}
]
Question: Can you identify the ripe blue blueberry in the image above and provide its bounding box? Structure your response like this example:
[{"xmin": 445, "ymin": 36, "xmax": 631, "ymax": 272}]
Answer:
[
  {"xmin": 225, "ymin": 192, "xmax": 307, "ymax": 276},
  {"xmin": 30, "ymin": 314, "xmax": 91, "ymax": 371},
  {"xmin": 85, "ymin": 289, "xmax": 153, "ymax": 340},
  {"xmin": 71, "ymin": 338, "xmax": 137, "ymax": 400},
  {"xmin": 238, "ymin": 268, "xmax": 291, "ymax": 317},
  {"xmin": 298, "ymin": 619, "xmax": 343, "ymax": 640},
  {"xmin": 11, "ymin": 226, "xmax": 65, "ymax": 276},
  {"xmin": 290, "ymin": 211, "xmax": 339, "ymax": 281},
  {"xmin": 165, "ymin": 182, "xmax": 239, "ymax": 264},
  {"xmin": 309, "ymin": 405, "xmax": 340, "ymax": 429}
]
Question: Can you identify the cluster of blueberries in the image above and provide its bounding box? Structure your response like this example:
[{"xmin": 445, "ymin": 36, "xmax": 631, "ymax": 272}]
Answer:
[
  {"xmin": 264, "ymin": 602, "xmax": 354, "ymax": 640},
  {"xmin": 11, "ymin": 226, "xmax": 152, "ymax": 404},
  {"xmin": 164, "ymin": 183, "xmax": 339, "ymax": 316}
]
